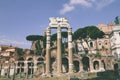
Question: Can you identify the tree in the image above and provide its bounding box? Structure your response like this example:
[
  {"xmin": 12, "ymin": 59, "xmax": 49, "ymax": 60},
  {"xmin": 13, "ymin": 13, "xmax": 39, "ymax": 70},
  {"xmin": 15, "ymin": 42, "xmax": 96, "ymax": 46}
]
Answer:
[
  {"xmin": 16, "ymin": 48, "xmax": 24, "ymax": 56},
  {"xmin": 51, "ymin": 33, "xmax": 57, "ymax": 46},
  {"xmin": 84, "ymin": 26, "xmax": 105, "ymax": 39},
  {"xmin": 26, "ymin": 35, "xmax": 44, "ymax": 55},
  {"xmin": 51, "ymin": 33, "xmax": 57, "ymax": 42},
  {"xmin": 73, "ymin": 26, "xmax": 105, "ymax": 54},
  {"xmin": 61, "ymin": 31, "xmax": 68, "ymax": 43},
  {"xmin": 73, "ymin": 28, "xmax": 86, "ymax": 53},
  {"xmin": 26, "ymin": 35, "xmax": 43, "ymax": 41}
]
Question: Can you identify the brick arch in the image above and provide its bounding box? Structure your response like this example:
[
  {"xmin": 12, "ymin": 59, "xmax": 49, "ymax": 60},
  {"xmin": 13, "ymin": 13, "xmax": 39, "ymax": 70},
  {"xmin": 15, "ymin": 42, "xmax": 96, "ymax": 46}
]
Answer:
[
  {"xmin": 85, "ymin": 55, "xmax": 92, "ymax": 60},
  {"xmin": 92, "ymin": 59, "xmax": 101, "ymax": 62},
  {"xmin": 36, "ymin": 56, "xmax": 45, "ymax": 60},
  {"xmin": 73, "ymin": 58, "xmax": 80, "ymax": 62},
  {"xmin": 26, "ymin": 56, "xmax": 33, "ymax": 61}
]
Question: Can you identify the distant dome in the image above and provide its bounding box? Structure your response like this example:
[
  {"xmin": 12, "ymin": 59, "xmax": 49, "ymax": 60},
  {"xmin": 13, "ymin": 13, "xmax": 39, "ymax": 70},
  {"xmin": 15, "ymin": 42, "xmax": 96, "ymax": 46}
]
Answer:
[{"xmin": 114, "ymin": 16, "xmax": 120, "ymax": 25}]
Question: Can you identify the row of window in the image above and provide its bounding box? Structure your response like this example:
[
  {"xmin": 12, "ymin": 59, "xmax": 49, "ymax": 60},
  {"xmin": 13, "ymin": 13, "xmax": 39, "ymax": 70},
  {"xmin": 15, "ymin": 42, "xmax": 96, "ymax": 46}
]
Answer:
[{"xmin": 89, "ymin": 41, "xmax": 108, "ymax": 48}]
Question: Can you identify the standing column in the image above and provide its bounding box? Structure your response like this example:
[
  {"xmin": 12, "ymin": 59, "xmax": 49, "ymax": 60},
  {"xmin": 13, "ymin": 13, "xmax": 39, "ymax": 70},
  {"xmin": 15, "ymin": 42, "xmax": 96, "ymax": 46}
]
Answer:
[
  {"xmin": 57, "ymin": 26, "xmax": 62, "ymax": 74},
  {"xmin": 45, "ymin": 29, "xmax": 51, "ymax": 74},
  {"xmin": 68, "ymin": 28, "xmax": 73, "ymax": 73}
]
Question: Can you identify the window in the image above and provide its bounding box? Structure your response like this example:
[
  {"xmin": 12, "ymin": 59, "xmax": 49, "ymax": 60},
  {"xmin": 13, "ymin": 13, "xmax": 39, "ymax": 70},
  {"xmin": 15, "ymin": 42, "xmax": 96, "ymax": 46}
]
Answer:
[
  {"xmin": 99, "ymin": 43, "xmax": 101, "ymax": 45},
  {"xmin": 105, "ymin": 42, "xmax": 107, "ymax": 45},
  {"xmin": 90, "ymin": 42, "xmax": 93, "ymax": 47}
]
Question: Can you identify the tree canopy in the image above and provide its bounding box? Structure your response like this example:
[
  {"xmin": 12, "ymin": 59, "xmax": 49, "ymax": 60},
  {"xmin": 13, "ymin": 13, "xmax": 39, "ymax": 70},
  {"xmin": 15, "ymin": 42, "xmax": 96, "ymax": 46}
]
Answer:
[
  {"xmin": 51, "ymin": 33, "xmax": 57, "ymax": 41},
  {"xmin": 74, "ymin": 26, "xmax": 105, "ymax": 40},
  {"xmin": 26, "ymin": 35, "xmax": 44, "ymax": 41}
]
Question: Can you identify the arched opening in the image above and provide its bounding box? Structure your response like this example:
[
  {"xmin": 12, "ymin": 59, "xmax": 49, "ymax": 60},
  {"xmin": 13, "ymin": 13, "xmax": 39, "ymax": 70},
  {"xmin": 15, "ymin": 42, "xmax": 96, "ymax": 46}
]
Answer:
[
  {"xmin": 114, "ymin": 63, "xmax": 118, "ymax": 70},
  {"xmin": 37, "ymin": 57, "xmax": 44, "ymax": 75},
  {"xmin": 37, "ymin": 57, "xmax": 44, "ymax": 66},
  {"xmin": 101, "ymin": 60, "xmax": 106, "ymax": 70},
  {"xmin": 27, "ymin": 58, "xmax": 34, "ymax": 75},
  {"xmin": 90, "ymin": 42, "xmax": 93, "ymax": 47},
  {"xmin": 73, "ymin": 60, "xmax": 79, "ymax": 72},
  {"xmin": 17, "ymin": 57, "xmax": 24, "ymax": 74},
  {"xmin": 82, "ymin": 57, "xmax": 89, "ymax": 71},
  {"xmin": 93, "ymin": 61, "xmax": 99, "ymax": 70},
  {"xmin": 62, "ymin": 57, "xmax": 68, "ymax": 73}
]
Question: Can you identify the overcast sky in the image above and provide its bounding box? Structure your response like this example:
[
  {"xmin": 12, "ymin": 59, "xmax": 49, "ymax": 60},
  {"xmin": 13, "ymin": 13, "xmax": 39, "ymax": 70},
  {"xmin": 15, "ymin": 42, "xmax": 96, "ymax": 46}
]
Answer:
[{"xmin": 0, "ymin": 0, "xmax": 120, "ymax": 49}]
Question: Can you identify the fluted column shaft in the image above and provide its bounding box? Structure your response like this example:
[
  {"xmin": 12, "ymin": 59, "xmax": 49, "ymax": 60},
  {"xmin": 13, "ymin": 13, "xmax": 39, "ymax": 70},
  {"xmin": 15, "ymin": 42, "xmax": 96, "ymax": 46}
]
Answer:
[
  {"xmin": 57, "ymin": 26, "xmax": 62, "ymax": 73},
  {"xmin": 46, "ymin": 29, "xmax": 51, "ymax": 74},
  {"xmin": 68, "ymin": 28, "xmax": 73, "ymax": 73}
]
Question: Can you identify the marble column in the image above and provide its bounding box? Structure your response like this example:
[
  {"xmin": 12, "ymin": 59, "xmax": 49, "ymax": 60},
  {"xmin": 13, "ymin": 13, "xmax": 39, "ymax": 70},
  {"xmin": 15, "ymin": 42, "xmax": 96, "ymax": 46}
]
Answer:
[
  {"xmin": 45, "ymin": 29, "xmax": 51, "ymax": 74},
  {"xmin": 57, "ymin": 26, "xmax": 62, "ymax": 74},
  {"xmin": 68, "ymin": 28, "xmax": 73, "ymax": 73}
]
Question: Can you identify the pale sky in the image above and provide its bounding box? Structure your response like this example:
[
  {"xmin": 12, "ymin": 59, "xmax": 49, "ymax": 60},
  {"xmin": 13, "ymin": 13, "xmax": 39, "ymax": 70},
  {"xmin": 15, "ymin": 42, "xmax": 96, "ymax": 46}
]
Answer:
[{"xmin": 0, "ymin": 0, "xmax": 120, "ymax": 49}]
